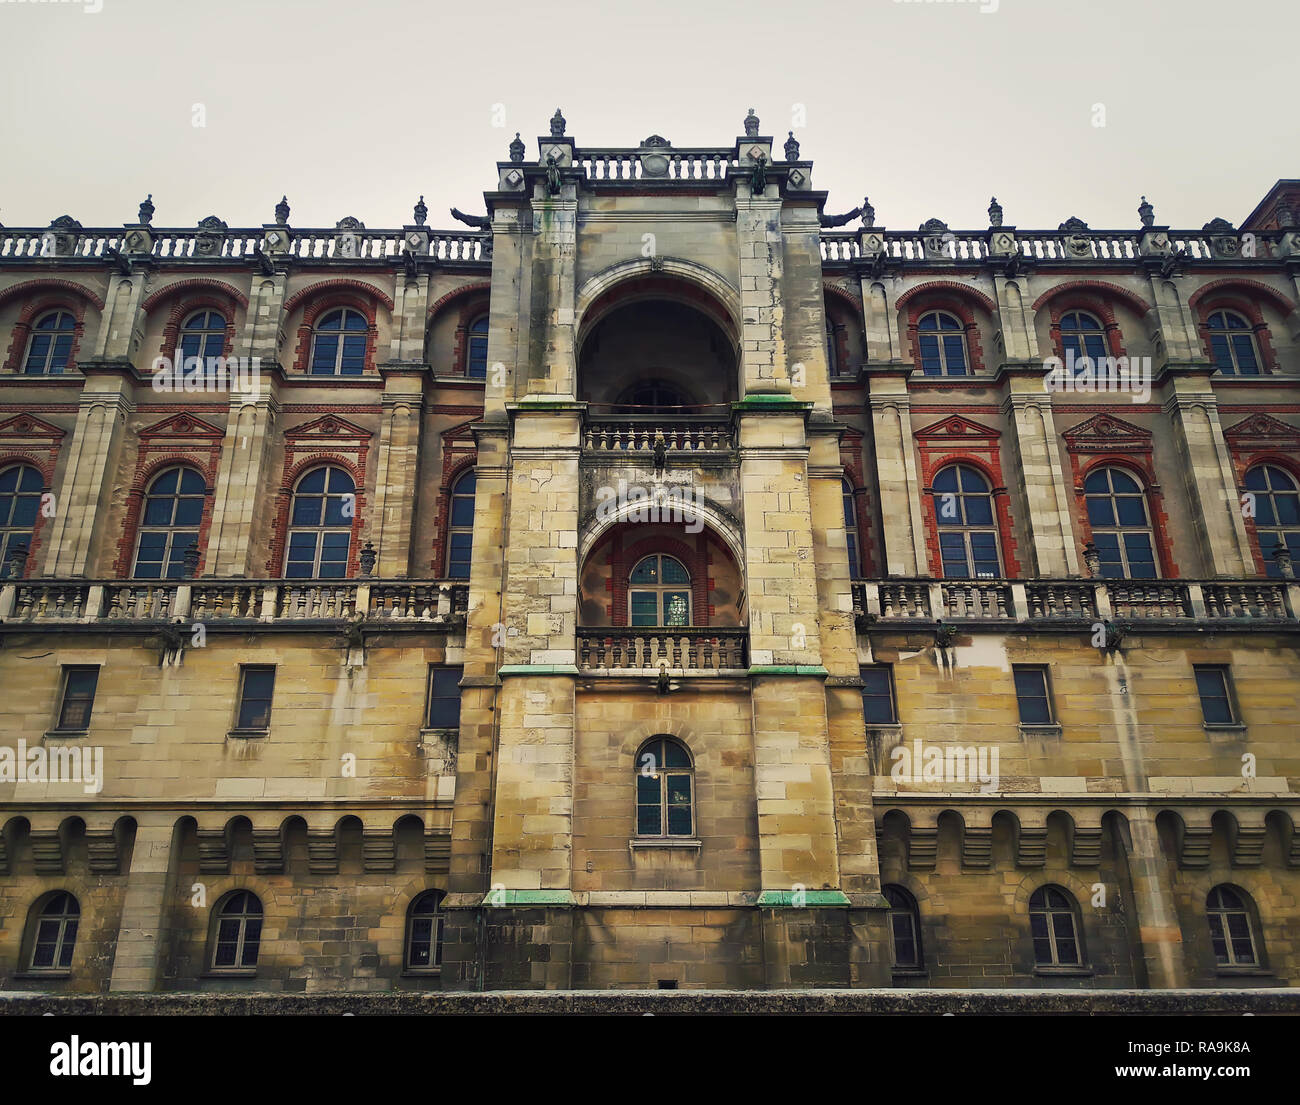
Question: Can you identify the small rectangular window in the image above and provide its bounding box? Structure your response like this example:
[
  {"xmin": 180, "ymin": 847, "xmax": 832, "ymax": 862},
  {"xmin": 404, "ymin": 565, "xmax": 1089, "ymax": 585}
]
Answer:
[
  {"xmin": 861, "ymin": 665, "xmax": 898, "ymax": 725},
  {"xmin": 235, "ymin": 666, "xmax": 275, "ymax": 731},
  {"xmin": 1194, "ymin": 665, "xmax": 1237, "ymax": 725},
  {"xmin": 1013, "ymin": 666, "xmax": 1054, "ymax": 725},
  {"xmin": 55, "ymin": 666, "xmax": 99, "ymax": 731},
  {"xmin": 426, "ymin": 665, "xmax": 462, "ymax": 729}
]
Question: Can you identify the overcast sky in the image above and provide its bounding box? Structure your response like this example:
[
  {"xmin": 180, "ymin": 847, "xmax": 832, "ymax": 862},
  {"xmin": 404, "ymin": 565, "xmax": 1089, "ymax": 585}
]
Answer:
[{"xmin": 1, "ymin": 0, "xmax": 1293, "ymax": 232}]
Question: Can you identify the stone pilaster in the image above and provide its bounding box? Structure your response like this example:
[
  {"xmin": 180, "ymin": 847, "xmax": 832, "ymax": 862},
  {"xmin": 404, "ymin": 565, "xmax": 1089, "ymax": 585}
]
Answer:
[
  {"xmin": 1120, "ymin": 808, "xmax": 1190, "ymax": 988},
  {"xmin": 91, "ymin": 271, "xmax": 149, "ymax": 362},
  {"xmin": 864, "ymin": 366, "xmax": 929, "ymax": 576},
  {"xmin": 991, "ymin": 272, "xmax": 1039, "ymax": 362},
  {"xmin": 526, "ymin": 183, "xmax": 577, "ymax": 397},
  {"xmin": 370, "ymin": 366, "xmax": 425, "ymax": 576},
  {"xmin": 107, "ymin": 815, "xmax": 181, "ymax": 992},
  {"xmin": 735, "ymin": 150, "xmax": 789, "ymax": 395},
  {"xmin": 205, "ymin": 386, "xmax": 280, "ymax": 576}
]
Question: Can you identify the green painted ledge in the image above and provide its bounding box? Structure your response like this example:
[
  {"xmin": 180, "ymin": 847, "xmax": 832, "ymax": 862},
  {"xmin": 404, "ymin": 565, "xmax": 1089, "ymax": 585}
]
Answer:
[
  {"xmin": 481, "ymin": 890, "xmax": 576, "ymax": 907},
  {"xmin": 731, "ymin": 395, "xmax": 814, "ymax": 413},
  {"xmin": 747, "ymin": 665, "xmax": 829, "ymax": 677},
  {"xmin": 496, "ymin": 665, "xmax": 581, "ymax": 677},
  {"xmin": 756, "ymin": 890, "xmax": 851, "ymax": 908}
]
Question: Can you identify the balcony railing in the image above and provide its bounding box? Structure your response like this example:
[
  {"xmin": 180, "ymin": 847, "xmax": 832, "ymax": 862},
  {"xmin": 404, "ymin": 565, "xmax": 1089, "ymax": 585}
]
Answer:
[
  {"xmin": 0, "ymin": 579, "xmax": 468, "ymax": 628},
  {"xmin": 582, "ymin": 414, "xmax": 736, "ymax": 456},
  {"xmin": 851, "ymin": 578, "xmax": 1298, "ymax": 630},
  {"xmin": 577, "ymin": 626, "xmax": 748, "ymax": 673}
]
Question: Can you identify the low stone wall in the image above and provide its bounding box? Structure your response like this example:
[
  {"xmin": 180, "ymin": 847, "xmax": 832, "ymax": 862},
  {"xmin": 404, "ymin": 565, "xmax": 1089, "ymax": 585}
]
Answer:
[{"xmin": 2, "ymin": 988, "xmax": 1298, "ymax": 1015}]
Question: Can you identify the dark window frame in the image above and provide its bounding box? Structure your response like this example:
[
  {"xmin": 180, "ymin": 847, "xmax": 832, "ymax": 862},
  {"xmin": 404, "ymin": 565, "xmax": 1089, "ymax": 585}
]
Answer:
[
  {"xmin": 635, "ymin": 737, "xmax": 695, "ymax": 839},
  {"xmin": 1012, "ymin": 665, "xmax": 1055, "ymax": 726},
  {"xmin": 882, "ymin": 884, "xmax": 923, "ymax": 969},
  {"xmin": 860, "ymin": 664, "xmax": 898, "ymax": 725},
  {"xmin": 54, "ymin": 666, "xmax": 99, "ymax": 732},
  {"xmin": 26, "ymin": 891, "xmax": 80, "ymax": 974},
  {"xmin": 404, "ymin": 889, "xmax": 446, "ymax": 973},
  {"xmin": 425, "ymin": 665, "xmax": 463, "ymax": 730},
  {"xmin": 234, "ymin": 665, "xmax": 276, "ymax": 732},
  {"xmin": 1029, "ymin": 885, "xmax": 1083, "ymax": 967},
  {"xmin": 1193, "ymin": 664, "xmax": 1239, "ymax": 726},
  {"xmin": 208, "ymin": 890, "xmax": 263, "ymax": 973}
]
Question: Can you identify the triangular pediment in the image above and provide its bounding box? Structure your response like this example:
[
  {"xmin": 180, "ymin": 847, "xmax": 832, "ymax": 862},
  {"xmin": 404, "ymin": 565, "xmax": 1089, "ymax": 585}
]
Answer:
[
  {"xmin": 284, "ymin": 415, "xmax": 372, "ymax": 440},
  {"xmin": 0, "ymin": 414, "xmax": 65, "ymax": 440},
  {"xmin": 1224, "ymin": 413, "xmax": 1300, "ymax": 447},
  {"xmin": 442, "ymin": 419, "xmax": 478, "ymax": 442},
  {"xmin": 914, "ymin": 415, "xmax": 1001, "ymax": 441},
  {"xmin": 138, "ymin": 412, "xmax": 224, "ymax": 440},
  {"xmin": 1063, "ymin": 413, "xmax": 1153, "ymax": 450}
]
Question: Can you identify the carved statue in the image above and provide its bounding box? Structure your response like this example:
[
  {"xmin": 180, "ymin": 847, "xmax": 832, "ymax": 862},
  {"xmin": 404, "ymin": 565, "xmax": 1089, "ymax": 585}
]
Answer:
[
  {"xmin": 750, "ymin": 153, "xmax": 767, "ymax": 195},
  {"xmin": 450, "ymin": 207, "xmax": 491, "ymax": 230},
  {"xmin": 819, "ymin": 205, "xmax": 863, "ymax": 228},
  {"xmin": 545, "ymin": 153, "xmax": 562, "ymax": 196},
  {"xmin": 550, "ymin": 108, "xmax": 566, "ymax": 138}
]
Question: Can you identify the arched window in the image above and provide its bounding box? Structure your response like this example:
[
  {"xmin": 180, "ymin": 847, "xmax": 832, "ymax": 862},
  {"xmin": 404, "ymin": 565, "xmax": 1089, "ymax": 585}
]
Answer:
[
  {"xmin": 1029, "ymin": 885, "xmax": 1081, "ymax": 966},
  {"xmin": 933, "ymin": 465, "xmax": 1001, "ymax": 579},
  {"xmin": 1207, "ymin": 310, "xmax": 1260, "ymax": 375},
  {"xmin": 1084, "ymin": 468, "xmax": 1157, "ymax": 578},
  {"xmin": 635, "ymin": 736, "xmax": 694, "ymax": 838},
  {"xmin": 133, "ymin": 466, "xmax": 206, "ymax": 579},
  {"xmin": 825, "ymin": 316, "xmax": 839, "ymax": 377},
  {"xmin": 178, "ymin": 309, "xmax": 227, "ymax": 364},
  {"xmin": 629, "ymin": 554, "xmax": 691, "ymax": 626},
  {"xmin": 27, "ymin": 891, "xmax": 79, "ymax": 972},
  {"xmin": 1060, "ymin": 310, "xmax": 1107, "ymax": 370},
  {"xmin": 446, "ymin": 470, "xmax": 475, "ymax": 580},
  {"xmin": 1207, "ymin": 885, "xmax": 1259, "ymax": 967},
  {"xmin": 843, "ymin": 478, "xmax": 861, "ymax": 578},
  {"xmin": 1245, "ymin": 465, "xmax": 1300, "ymax": 576},
  {"xmin": 405, "ymin": 890, "xmax": 445, "ymax": 971},
  {"xmin": 309, "ymin": 307, "xmax": 368, "ymax": 375},
  {"xmin": 210, "ymin": 890, "xmax": 262, "ymax": 971},
  {"xmin": 917, "ymin": 310, "xmax": 968, "ymax": 376},
  {"xmin": 616, "ymin": 380, "xmax": 692, "ymax": 412},
  {"xmin": 24, "ymin": 310, "xmax": 76, "ymax": 375},
  {"xmin": 466, "ymin": 315, "xmax": 489, "ymax": 379},
  {"xmin": 285, "ymin": 466, "xmax": 355, "ymax": 578},
  {"xmin": 883, "ymin": 885, "xmax": 922, "ymax": 969},
  {"xmin": 0, "ymin": 464, "xmax": 43, "ymax": 579}
]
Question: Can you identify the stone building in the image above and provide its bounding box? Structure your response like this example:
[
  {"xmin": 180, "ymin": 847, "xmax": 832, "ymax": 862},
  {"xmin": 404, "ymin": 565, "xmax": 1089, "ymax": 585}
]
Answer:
[{"xmin": 0, "ymin": 111, "xmax": 1298, "ymax": 993}]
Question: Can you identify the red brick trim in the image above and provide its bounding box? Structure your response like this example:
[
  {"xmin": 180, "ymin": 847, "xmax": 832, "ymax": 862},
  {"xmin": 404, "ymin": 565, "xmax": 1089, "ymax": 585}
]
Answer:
[
  {"xmin": 290, "ymin": 292, "xmax": 380, "ymax": 376},
  {"xmin": 430, "ymin": 439, "xmax": 477, "ymax": 575},
  {"xmin": 895, "ymin": 280, "xmax": 998, "ymax": 316},
  {"xmin": 283, "ymin": 279, "xmax": 393, "ymax": 317},
  {"xmin": 450, "ymin": 295, "xmax": 491, "ymax": 377},
  {"xmin": 914, "ymin": 417, "xmax": 1021, "ymax": 579},
  {"xmin": 1190, "ymin": 292, "xmax": 1281, "ymax": 374},
  {"xmin": 900, "ymin": 294, "xmax": 988, "ymax": 376},
  {"xmin": 141, "ymin": 278, "xmax": 248, "ymax": 314},
  {"xmin": 1187, "ymin": 278, "xmax": 1295, "ymax": 318},
  {"xmin": 159, "ymin": 297, "xmax": 239, "ymax": 370},
  {"xmin": 1043, "ymin": 293, "xmax": 1126, "ymax": 361},
  {"xmin": 1031, "ymin": 280, "xmax": 1152, "ymax": 318},
  {"xmin": 0, "ymin": 441, "xmax": 59, "ymax": 578},
  {"xmin": 1222, "ymin": 413, "xmax": 1300, "ymax": 574},
  {"xmin": 427, "ymin": 281, "xmax": 492, "ymax": 321},
  {"xmin": 823, "ymin": 288, "xmax": 860, "ymax": 379},
  {"xmin": 3, "ymin": 295, "xmax": 91, "ymax": 375},
  {"xmin": 840, "ymin": 433, "xmax": 876, "ymax": 577},
  {"xmin": 0, "ymin": 279, "xmax": 105, "ymax": 312},
  {"xmin": 615, "ymin": 535, "xmax": 707, "ymax": 628}
]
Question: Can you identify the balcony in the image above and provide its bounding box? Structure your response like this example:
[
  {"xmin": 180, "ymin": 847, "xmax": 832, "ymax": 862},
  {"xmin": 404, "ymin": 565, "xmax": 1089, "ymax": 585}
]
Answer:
[
  {"xmin": 851, "ymin": 579, "xmax": 1299, "ymax": 631},
  {"xmin": 577, "ymin": 626, "xmax": 748, "ymax": 675},
  {"xmin": 582, "ymin": 414, "xmax": 736, "ymax": 458},
  {"xmin": 0, "ymin": 578, "xmax": 468, "ymax": 630}
]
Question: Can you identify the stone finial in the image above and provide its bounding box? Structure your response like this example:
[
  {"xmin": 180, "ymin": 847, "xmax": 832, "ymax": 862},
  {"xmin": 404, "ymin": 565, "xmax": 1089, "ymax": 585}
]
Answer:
[
  {"xmin": 508, "ymin": 132, "xmax": 526, "ymax": 163},
  {"xmin": 1138, "ymin": 196, "xmax": 1155, "ymax": 227},
  {"xmin": 183, "ymin": 540, "xmax": 200, "ymax": 579},
  {"xmin": 862, "ymin": 197, "xmax": 875, "ymax": 228},
  {"xmin": 1082, "ymin": 541, "xmax": 1101, "ymax": 578},
  {"xmin": 5, "ymin": 541, "xmax": 27, "ymax": 580},
  {"xmin": 1273, "ymin": 541, "xmax": 1295, "ymax": 580},
  {"xmin": 550, "ymin": 108, "xmax": 566, "ymax": 137},
  {"xmin": 138, "ymin": 194, "xmax": 155, "ymax": 225},
  {"xmin": 743, "ymin": 108, "xmax": 760, "ymax": 137},
  {"xmin": 359, "ymin": 541, "xmax": 377, "ymax": 577},
  {"xmin": 988, "ymin": 196, "xmax": 1003, "ymax": 228},
  {"xmin": 784, "ymin": 131, "xmax": 800, "ymax": 160},
  {"xmin": 413, "ymin": 195, "xmax": 428, "ymax": 226},
  {"xmin": 275, "ymin": 195, "xmax": 290, "ymax": 225}
]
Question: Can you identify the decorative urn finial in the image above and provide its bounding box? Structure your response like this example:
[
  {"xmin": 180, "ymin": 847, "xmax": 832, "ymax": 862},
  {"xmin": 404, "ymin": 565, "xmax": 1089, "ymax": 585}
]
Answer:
[
  {"xmin": 988, "ymin": 196, "xmax": 1003, "ymax": 227},
  {"xmin": 508, "ymin": 132, "xmax": 525, "ymax": 163},
  {"xmin": 1083, "ymin": 541, "xmax": 1102, "ymax": 578},
  {"xmin": 862, "ymin": 197, "xmax": 875, "ymax": 228},
  {"xmin": 413, "ymin": 195, "xmax": 427, "ymax": 226},
  {"xmin": 743, "ymin": 108, "xmax": 760, "ymax": 137},
  {"xmin": 784, "ymin": 131, "xmax": 800, "ymax": 160},
  {"xmin": 1273, "ymin": 541, "xmax": 1295, "ymax": 580},
  {"xmin": 138, "ymin": 194, "xmax": 155, "ymax": 225},
  {"xmin": 6, "ymin": 541, "xmax": 27, "ymax": 580},
  {"xmin": 359, "ymin": 541, "xmax": 377, "ymax": 577},
  {"xmin": 275, "ymin": 195, "xmax": 290, "ymax": 225},
  {"xmin": 550, "ymin": 108, "xmax": 566, "ymax": 137},
  {"xmin": 1138, "ymin": 195, "xmax": 1155, "ymax": 227},
  {"xmin": 183, "ymin": 540, "xmax": 200, "ymax": 579}
]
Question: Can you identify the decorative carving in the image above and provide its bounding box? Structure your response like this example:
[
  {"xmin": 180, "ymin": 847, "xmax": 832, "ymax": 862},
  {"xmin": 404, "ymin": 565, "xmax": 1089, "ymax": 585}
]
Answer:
[
  {"xmin": 642, "ymin": 134, "xmax": 671, "ymax": 147},
  {"xmin": 743, "ymin": 108, "xmax": 760, "ymax": 137},
  {"xmin": 29, "ymin": 831, "xmax": 64, "ymax": 875},
  {"xmin": 306, "ymin": 830, "xmax": 339, "ymax": 874},
  {"xmin": 1203, "ymin": 217, "xmax": 1235, "ymax": 234},
  {"xmin": 545, "ymin": 153, "xmax": 561, "ymax": 196},
  {"xmin": 1138, "ymin": 195, "xmax": 1155, "ymax": 227},
  {"xmin": 784, "ymin": 131, "xmax": 800, "ymax": 160},
  {"xmin": 361, "ymin": 829, "xmax": 396, "ymax": 873},
  {"xmin": 750, "ymin": 153, "xmax": 767, "ymax": 195},
  {"xmin": 819, "ymin": 204, "xmax": 863, "ymax": 229},
  {"xmin": 907, "ymin": 824, "xmax": 938, "ymax": 870},
  {"xmin": 85, "ymin": 830, "xmax": 122, "ymax": 874},
  {"xmin": 275, "ymin": 195, "xmax": 290, "ymax": 225},
  {"xmin": 195, "ymin": 828, "xmax": 230, "ymax": 874},
  {"xmin": 1058, "ymin": 216, "xmax": 1090, "ymax": 232},
  {"xmin": 251, "ymin": 828, "xmax": 285, "ymax": 874},
  {"xmin": 1070, "ymin": 824, "xmax": 1104, "ymax": 867},
  {"xmin": 862, "ymin": 197, "xmax": 875, "ymax": 228},
  {"xmin": 450, "ymin": 207, "xmax": 491, "ymax": 230},
  {"xmin": 508, "ymin": 132, "xmax": 525, "ymax": 163},
  {"xmin": 413, "ymin": 195, "xmax": 427, "ymax": 226},
  {"xmin": 1016, "ymin": 824, "xmax": 1048, "ymax": 867},
  {"xmin": 988, "ymin": 196, "xmax": 1003, "ymax": 227},
  {"xmin": 549, "ymin": 107, "xmax": 566, "ymax": 137},
  {"xmin": 137, "ymin": 194, "xmax": 155, "ymax": 225},
  {"xmin": 335, "ymin": 216, "xmax": 365, "ymax": 231},
  {"xmin": 194, "ymin": 216, "xmax": 228, "ymax": 257}
]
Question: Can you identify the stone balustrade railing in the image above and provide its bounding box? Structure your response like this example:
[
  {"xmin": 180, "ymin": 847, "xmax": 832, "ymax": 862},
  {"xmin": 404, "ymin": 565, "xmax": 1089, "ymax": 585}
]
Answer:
[
  {"xmin": 0, "ymin": 579, "xmax": 468, "ymax": 628},
  {"xmin": 852, "ymin": 578, "xmax": 1300, "ymax": 631},
  {"xmin": 577, "ymin": 626, "xmax": 748, "ymax": 673},
  {"xmin": 583, "ymin": 415, "xmax": 735, "ymax": 454},
  {"xmin": 574, "ymin": 149, "xmax": 739, "ymax": 181}
]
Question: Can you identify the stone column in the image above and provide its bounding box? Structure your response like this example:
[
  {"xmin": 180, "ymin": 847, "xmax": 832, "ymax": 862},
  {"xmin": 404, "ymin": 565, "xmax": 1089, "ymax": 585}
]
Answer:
[
  {"xmin": 41, "ymin": 367, "xmax": 134, "ymax": 577},
  {"xmin": 108, "ymin": 814, "xmax": 181, "ymax": 992},
  {"xmin": 370, "ymin": 367, "xmax": 425, "ymax": 576},
  {"xmin": 865, "ymin": 366, "xmax": 929, "ymax": 576},
  {"xmin": 91, "ymin": 271, "xmax": 149, "ymax": 363},
  {"xmin": 204, "ymin": 386, "xmax": 280, "ymax": 576},
  {"xmin": 1118, "ymin": 808, "xmax": 1190, "ymax": 988}
]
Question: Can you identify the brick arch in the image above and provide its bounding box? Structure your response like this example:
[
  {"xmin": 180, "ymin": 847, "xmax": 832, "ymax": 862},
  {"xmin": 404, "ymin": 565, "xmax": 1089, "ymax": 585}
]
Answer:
[
  {"xmin": 918, "ymin": 453, "xmax": 1022, "ymax": 579},
  {"xmin": 113, "ymin": 456, "xmax": 218, "ymax": 578},
  {"xmin": 0, "ymin": 278, "xmax": 105, "ymax": 312},
  {"xmin": 282, "ymin": 278, "xmax": 393, "ymax": 317},
  {"xmin": 291, "ymin": 290, "xmax": 383, "ymax": 375},
  {"xmin": 159, "ymin": 296, "xmax": 239, "ymax": 369},
  {"xmin": 266, "ymin": 455, "xmax": 367, "ymax": 578},
  {"xmin": 895, "ymin": 280, "xmax": 998, "ymax": 316},
  {"xmin": 1188, "ymin": 277, "xmax": 1295, "ymax": 318},
  {"xmin": 1188, "ymin": 285, "xmax": 1284, "ymax": 374},
  {"xmin": 619, "ymin": 535, "xmax": 708, "ymax": 628},
  {"xmin": 1031, "ymin": 279, "xmax": 1152, "ymax": 318},
  {"xmin": 823, "ymin": 284, "xmax": 862, "ymax": 379},
  {"xmin": 897, "ymin": 287, "xmax": 991, "ymax": 375},
  {"xmin": 1039, "ymin": 291, "xmax": 1130, "ymax": 362},
  {"xmin": 0, "ymin": 452, "xmax": 55, "ymax": 577},
  {"xmin": 431, "ymin": 453, "xmax": 477, "ymax": 576},
  {"xmin": 1071, "ymin": 454, "xmax": 1177, "ymax": 578},
  {"xmin": 1234, "ymin": 454, "xmax": 1300, "ymax": 574},
  {"xmin": 3, "ymin": 293, "xmax": 93, "ymax": 375},
  {"xmin": 141, "ymin": 277, "xmax": 248, "ymax": 314},
  {"xmin": 427, "ymin": 281, "xmax": 492, "ymax": 322}
]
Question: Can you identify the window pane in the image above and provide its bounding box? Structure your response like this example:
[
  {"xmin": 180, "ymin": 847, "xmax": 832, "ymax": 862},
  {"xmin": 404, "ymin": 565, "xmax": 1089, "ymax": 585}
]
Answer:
[
  {"xmin": 637, "ymin": 804, "xmax": 662, "ymax": 836},
  {"xmin": 664, "ymin": 593, "xmax": 690, "ymax": 626},
  {"xmin": 666, "ymin": 805, "xmax": 691, "ymax": 836},
  {"xmin": 629, "ymin": 592, "xmax": 658, "ymax": 626},
  {"xmin": 963, "ymin": 495, "xmax": 993, "ymax": 526}
]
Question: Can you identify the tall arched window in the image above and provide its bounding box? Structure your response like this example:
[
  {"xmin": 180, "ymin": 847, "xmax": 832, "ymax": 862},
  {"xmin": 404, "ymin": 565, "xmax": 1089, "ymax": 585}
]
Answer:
[
  {"xmin": 825, "ymin": 316, "xmax": 839, "ymax": 377},
  {"xmin": 1244, "ymin": 465, "xmax": 1300, "ymax": 577},
  {"xmin": 933, "ymin": 465, "xmax": 1001, "ymax": 579},
  {"xmin": 446, "ymin": 470, "xmax": 475, "ymax": 580},
  {"xmin": 1084, "ymin": 468, "xmax": 1157, "ymax": 578},
  {"xmin": 24, "ymin": 310, "xmax": 76, "ymax": 375},
  {"xmin": 629, "ymin": 554, "xmax": 691, "ymax": 626},
  {"xmin": 883, "ymin": 885, "xmax": 923, "ymax": 969},
  {"xmin": 0, "ymin": 464, "xmax": 42, "ymax": 579},
  {"xmin": 210, "ymin": 890, "xmax": 262, "ymax": 971},
  {"xmin": 635, "ymin": 736, "xmax": 694, "ymax": 838},
  {"xmin": 178, "ymin": 309, "xmax": 227, "ymax": 364},
  {"xmin": 1060, "ymin": 310, "xmax": 1107, "ymax": 369},
  {"xmin": 1029, "ymin": 885, "xmax": 1081, "ymax": 966},
  {"xmin": 285, "ymin": 466, "xmax": 355, "ymax": 578},
  {"xmin": 309, "ymin": 307, "xmax": 368, "ymax": 375},
  {"xmin": 917, "ymin": 310, "xmax": 968, "ymax": 376},
  {"xmin": 405, "ymin": 890, "xmax": 445, "ymax": 971},
  {"xmin": 466, "ymin": 315, "xmax": 489, "ymax": 378},
  {"xmin": 1207, "ymin": 885, "xmax": 1260, "ymax": 967},
  {"xmin": 133, "ymin": 466, "xmax": 206, "ymax": 579},
  {"xmin": 27, "ymin": 891, "xmax": 79, "ymax": 972},
  {"xmin": 1207, "ymin": 310, "xmax": 1260, "ymax": 375},
  {"xmin": 843, "ymin": 478, "xmax": 861, "ymax": 578}
]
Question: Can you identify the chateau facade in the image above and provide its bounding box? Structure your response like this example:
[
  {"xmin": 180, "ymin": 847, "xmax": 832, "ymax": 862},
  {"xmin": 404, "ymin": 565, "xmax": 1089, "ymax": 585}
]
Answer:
[{"xmin": 1, "ymin": 111, "xmax": 1299, "ymax": 992}]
